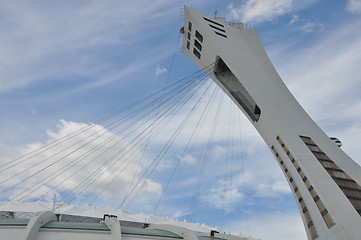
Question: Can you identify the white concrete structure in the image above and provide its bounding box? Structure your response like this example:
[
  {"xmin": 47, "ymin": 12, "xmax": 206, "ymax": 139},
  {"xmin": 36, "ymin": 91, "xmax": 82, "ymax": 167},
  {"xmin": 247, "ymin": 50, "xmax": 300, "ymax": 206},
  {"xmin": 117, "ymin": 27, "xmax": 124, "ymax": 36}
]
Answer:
[
  {"xmin": 181, "ymin": 6, "xmax": 361, "ymax": 240},
  {"xmin": 0, "ymin": 202, "xmax": 258, "ymax": 240}
]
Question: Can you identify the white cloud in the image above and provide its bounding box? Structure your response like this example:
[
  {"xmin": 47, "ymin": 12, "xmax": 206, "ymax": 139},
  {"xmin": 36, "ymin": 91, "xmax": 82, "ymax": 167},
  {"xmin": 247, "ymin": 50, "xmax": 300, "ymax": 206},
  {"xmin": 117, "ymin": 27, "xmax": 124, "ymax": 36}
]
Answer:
[
  {"xmin": 0, "ymin": 119, "xmax": 162, "ymax": 208},
  {"xmin": 299, "ymin": 21, "xmax": 323, "ymax": 32},
  {"xmin": 231, "ymin": 211, "xmax": 307, "ymax": 240},
  {"xmin": 0, "ymin": 0, "xmax": 175, "ymax": 93},
  {"xmin": 346, "ymin": 0, "xmax": 361, "ymax": 13},
  {"xmin": 211, "ymin": 145, "xmax": 227, "ymax": 160},
  {"xmin": 288, "ymin": 14, "xmax": 299, "ymax": 25},
  {"xmin": 179, "ymin": 154, "xmax": 197, "ymax": 165},
  {"xmin": 201, "ymin": 144, "xmax": 290, "ymax": 210},
  {"xmin": 238, "ymin": 160, "xmax": 291, "ymax": 199},
  {"xmin": 291, "ymin": 0, "xmax": 320, "ymax": 11},
  {"xmin": 155, "ymin": 66, "xmax": 168, "ymax": 76},
  {"xmin": 202, "ymin": 179, "xmax": 244, "ymax": 211},
  {"xmin": 228, "ymin": 3, "xmax": 243, "ymax": 21},
  {"xmin": 0, "ymin": 142, "xmax": 18, "ymax": 160},
  {"xmin": 254, "ymin": 180, "xmax": 290, "ymax": 197},
  {"xmin": 267, "ymin": 16, "xmax": 361, "ymax": 120},
  {"xmin": 228, "ymin": 0, "xmax": 293, "ymax": 23},
  {"xmin": 288, "ymin": 14, "xmax": 323, "ymax": 32}
]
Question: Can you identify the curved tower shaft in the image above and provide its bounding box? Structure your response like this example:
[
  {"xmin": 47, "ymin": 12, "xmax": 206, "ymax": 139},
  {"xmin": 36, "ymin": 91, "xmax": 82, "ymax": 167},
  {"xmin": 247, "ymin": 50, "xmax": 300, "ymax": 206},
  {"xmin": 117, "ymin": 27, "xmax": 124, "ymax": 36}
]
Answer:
[{"xmin": 182, "ymin": 7, "xmax": 361, "ymax": 240}]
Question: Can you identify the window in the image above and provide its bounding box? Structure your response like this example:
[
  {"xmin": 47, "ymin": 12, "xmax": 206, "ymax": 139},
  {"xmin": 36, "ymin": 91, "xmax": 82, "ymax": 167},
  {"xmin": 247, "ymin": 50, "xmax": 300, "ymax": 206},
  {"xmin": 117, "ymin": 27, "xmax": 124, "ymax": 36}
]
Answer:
[
  {"xmin": 186, "ymin": 41, "xmax": 190, "ymax": 50},
  {"xmin": 209, "ymin": 24, "xmax": 226, "ymax": 33},
  {"xmin": 187, "ymin": 32, "xmax": 191, "ymax": 40},
  {"xmin": 214, "ymin": 31, "xmax": 227, "ymax": 38},
  {"xmin": 307, "ymin": 221, "xmax": 314, "ymax": 228},
  {"xmin": 193, "ymin": 48, "xmax": 201, "ymax": 59},
  {"xmin": 321, "ymin": 209, "xmax": 328, "ymax": 216},
  {"xmin": 188, "ymin": 21, "xmax": 192, "ymax": 32},
  {"xmin": 194, "ymin": 40, "xmax": 202, "ymax": 51},
  {"xmin": 300, "ymin": 135, "xmax": 361, "ymax": 216},
  {"xmin": 203, "ymin": 17, "xmax": 224, "ymax": 27},
  {"xmin": 195, "ymin": 30, "xmax": 203, "ymax": 43}
]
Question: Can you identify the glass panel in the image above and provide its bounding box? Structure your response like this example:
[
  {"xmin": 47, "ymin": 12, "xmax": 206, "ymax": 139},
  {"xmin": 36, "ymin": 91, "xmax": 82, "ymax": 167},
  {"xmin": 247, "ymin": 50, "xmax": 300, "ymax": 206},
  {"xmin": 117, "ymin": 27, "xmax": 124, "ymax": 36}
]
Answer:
[
  {"xmin": 195, "ymin": 30, "xmax": 203, "ymax": 43},
  {"xmin": 194, "ymin": 40, "xmax": 202, "ymax": 51},
  {"xmin": 193, "ymin": 48, "xmax": 201, "ymax": 59}
]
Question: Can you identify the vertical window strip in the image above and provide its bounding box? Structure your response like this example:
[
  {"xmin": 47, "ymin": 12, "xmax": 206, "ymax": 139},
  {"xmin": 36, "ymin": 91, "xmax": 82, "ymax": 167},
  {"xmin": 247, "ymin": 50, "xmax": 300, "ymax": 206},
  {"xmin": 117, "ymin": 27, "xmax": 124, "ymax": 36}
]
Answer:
[
  {"xmin": 271, "ymin": 144, "xmax": 318, "ymax": 236},
  {"xmin": 300, "ymin": 135, "xmax": 361, "ymax": 217},
  {"xmin": 277, "ymin": 135, "xmax": 334, "ymax": 231}
]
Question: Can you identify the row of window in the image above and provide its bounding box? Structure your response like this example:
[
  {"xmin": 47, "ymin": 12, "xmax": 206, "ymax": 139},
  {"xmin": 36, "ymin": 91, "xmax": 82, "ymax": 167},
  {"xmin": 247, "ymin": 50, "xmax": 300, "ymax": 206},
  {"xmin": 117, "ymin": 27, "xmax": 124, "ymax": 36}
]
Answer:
[
  {"xmin": 300, "ymin": 135, "xmax": 361, "ymax": 216},
  {"xmin": 186, "ymin": 16, "xmax": 227, "ymax": 60},
  {"xmin": 270, "ymin": 145, "xmax": 319, "ymax": 240},
  {"xmin": 277, "ymin": 136, "xmax": 335, "ymax": 231},
  {"xmin": 186, "ymin": 21, "xmax": 204, "ymax": 60},
  {"xmin": 203, "ymin": 17, "xmax": 227, "ymax": 38}
]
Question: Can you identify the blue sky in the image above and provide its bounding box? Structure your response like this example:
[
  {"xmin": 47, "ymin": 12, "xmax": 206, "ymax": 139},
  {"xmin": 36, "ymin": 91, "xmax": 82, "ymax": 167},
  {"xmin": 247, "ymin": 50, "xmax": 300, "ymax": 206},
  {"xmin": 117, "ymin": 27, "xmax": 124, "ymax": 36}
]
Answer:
[{"xmin": 1, "ymin": 1, "xmax": 361, "ymax": 240}]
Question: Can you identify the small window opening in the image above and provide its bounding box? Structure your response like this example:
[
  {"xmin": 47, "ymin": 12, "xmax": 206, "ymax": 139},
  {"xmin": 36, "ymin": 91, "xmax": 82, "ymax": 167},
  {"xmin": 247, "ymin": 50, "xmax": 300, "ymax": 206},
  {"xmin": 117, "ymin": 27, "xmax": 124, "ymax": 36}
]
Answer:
[
  {"xmin": 194, "ymin": 40, "xmax": 202, "ymax": 51},
  {"xmin": 188, "ymin": 21, "xmax": 192, "ymax": 32},
  {"xmin": 193, "ymin": 48, "xmax": 201, "ymax": 59},
  {"xmin": 195, "ymin": 30, "xmax": 203, "ymax": 43},
  {"xmin": 186, "ymin": 41, "xmax": 190, "ymax": 50},
  {"xmin": 308, "ymin": 221, "xmax": 314, "ymax": 228}
]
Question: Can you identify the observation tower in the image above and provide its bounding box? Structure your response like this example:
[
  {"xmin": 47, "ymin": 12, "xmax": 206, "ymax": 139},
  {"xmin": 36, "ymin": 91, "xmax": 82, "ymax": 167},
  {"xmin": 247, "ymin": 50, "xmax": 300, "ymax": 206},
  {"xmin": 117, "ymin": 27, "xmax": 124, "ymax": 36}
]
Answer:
[
  {"xmin": 1, "ymin": 6, "xmax": 360, "ymax": 240},
  {"xmin": 181, "ymin": 6, "xmax": 361, "ymax": 240}
]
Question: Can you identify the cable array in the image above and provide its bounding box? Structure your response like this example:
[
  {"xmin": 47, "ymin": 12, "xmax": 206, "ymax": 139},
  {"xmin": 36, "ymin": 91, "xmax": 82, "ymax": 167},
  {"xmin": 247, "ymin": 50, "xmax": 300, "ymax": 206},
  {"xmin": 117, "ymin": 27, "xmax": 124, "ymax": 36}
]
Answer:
[
  {"xmin": 0, "ymin": 64, "xmax": 214, "ymax": 204},
  {"xmin": 0, "ymin": 62, "xmax": 249, "ymax": 232}
]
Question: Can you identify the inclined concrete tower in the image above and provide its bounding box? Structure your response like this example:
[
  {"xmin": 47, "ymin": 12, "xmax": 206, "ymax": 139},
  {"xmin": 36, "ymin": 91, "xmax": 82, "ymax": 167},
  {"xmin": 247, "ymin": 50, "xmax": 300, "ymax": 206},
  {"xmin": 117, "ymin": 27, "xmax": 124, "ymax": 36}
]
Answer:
[{"xmin": 181, "ymin": 6, "xmax": 361, "ymax": 240}]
